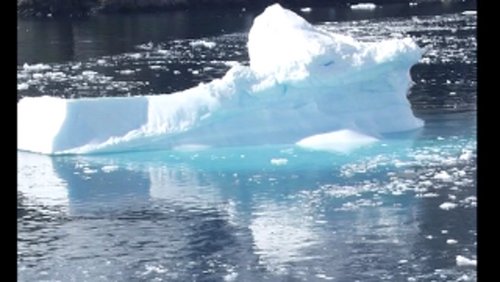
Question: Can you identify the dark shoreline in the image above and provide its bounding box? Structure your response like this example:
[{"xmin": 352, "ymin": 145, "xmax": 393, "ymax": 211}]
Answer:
[{"xmin": 17, "ymin": 0, "xmax": 475, "ymax": 18}]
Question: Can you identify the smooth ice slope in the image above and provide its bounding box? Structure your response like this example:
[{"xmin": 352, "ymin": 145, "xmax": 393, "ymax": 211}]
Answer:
[{"xmin": 17, "ymin": 4, "xmax": 423, "ymax": 155}]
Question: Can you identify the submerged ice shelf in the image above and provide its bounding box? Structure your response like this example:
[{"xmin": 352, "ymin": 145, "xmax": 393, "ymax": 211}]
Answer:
[{"xmin": 17, "ymin": 4, "xmax": 423, "ymax": 155}]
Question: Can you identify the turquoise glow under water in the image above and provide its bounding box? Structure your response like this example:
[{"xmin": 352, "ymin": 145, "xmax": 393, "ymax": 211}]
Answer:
[{"xmin": 18, "ymin": 112, "xmax": 476, "ymax": 281}]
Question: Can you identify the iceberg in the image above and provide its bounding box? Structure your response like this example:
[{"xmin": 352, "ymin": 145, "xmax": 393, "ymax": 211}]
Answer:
[{"xmin": 17, "ymin": 4, "xmax": 423, "ymax": 155}]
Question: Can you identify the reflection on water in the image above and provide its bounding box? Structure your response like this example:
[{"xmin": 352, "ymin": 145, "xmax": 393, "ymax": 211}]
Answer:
[
  {"xmin": 18, "ymin": 115, "xmax": 476, "ymax": 280},
  {"xmin": 18, "ymin": 10, "xmax": 258, "ymax": 64}
]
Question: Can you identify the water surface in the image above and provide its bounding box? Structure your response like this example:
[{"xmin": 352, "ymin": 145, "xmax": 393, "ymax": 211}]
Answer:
[{"xmin": 18, "ymin": 2, "xmax": 476, "ymax": 281}]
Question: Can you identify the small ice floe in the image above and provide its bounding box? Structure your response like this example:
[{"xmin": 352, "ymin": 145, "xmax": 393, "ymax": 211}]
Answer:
[
  {"xmin": 32, "ymin": 73, "xmax": 43, "ymax": 79},
  {"xmin": 439, "ymin": 202, "xmax": 457, "ymax": 210},
  {"xmin": 300, "ymin": 7, "xmax": 312, "ymax": 13},
  {"xmin": 461, "ymin": 196, "xmax": 477, "ymax": 207},
  {"xmin": 119, "ymin": 69, "xmax": 135, "ymax": 75},
  {"xmin": 173, "ymin": 70, "xmax": 181, "ymax": 75},
  {"xmin": 96, "ymin": 59, "xmax": 107, "ymax": 65},
  {"xmin": 143, "ymin": 264, "xmax": 167, "ymax": 274},
  {"xmin": 434, "ymin": 171, "xmax": 452, "ymax": 182},
  {"xmin": 137, "ymin": 42, "xmax": 154, "ymax": 50},
  {"xmin": 101, "ymin": 165, "xmax": 119, "ymax": 173},
  {"xmin": 416, "ymin": 192, "xmax": 439, "ymax": 198},
  {"xmin": 409, "ymin": 2, "xmax": 418, "ymax": 7},
  {"xmin": 456, "ymin": 255, "xmax": 476, "ymax": 267},
  {"xmin": 82, "ymin": 167, "xmax": 98, "ymax": 174},
  {"xmin": 127, "ymin": 53, "xmax": 142, "ymax": 59},
  {"xmin": 446, "ymin": 239, "xmax": 458, "ymax": 244},
  {"xmin": 82, "ymin": 70, "xmax": 98, "ymax": 77},
  {"xmin": 18, "ymin": 83, "xmax": 29, "ymax": 90},
  {"xmin": 157, "ymin": 49, "xmax": 169, "ymax": 55},
  {"xmin": 22, "ymin": 63, "xmax": 51, "ymax": 71},
  {"xmin": 461, "ymin": 10, "xmax": 477, "ymax": 16},
  {"xmin": 459, "ymin": 149, "xmax": 473, "ymax": 161},
  {"xmin": 224, "ymin": 61, "xmax": 240, "ymax": 67},
  {"xmin": 190, "ymin": 40, "xmax": 216, "ymax": 49},
  {"xmin": 457, "ymin": 274, "xmax": 472, "ymax": 281},
  {"xmin": 224, "ymin": 271, "xmax": 239, "ymax": 281},
  {"xmin": 270, "ymin": 158, "xmax": 288, "ymax": 166},
  {"xmin": 315, "ymin": 273, "xmax": 334, "ymax": 280},
  {"xmin": 350, "ymin": 3, "xmax": 376, "ymax": 10},
  {"xmin": 71, "ymin": 63, "xmax": 82, "ymax": 70}
]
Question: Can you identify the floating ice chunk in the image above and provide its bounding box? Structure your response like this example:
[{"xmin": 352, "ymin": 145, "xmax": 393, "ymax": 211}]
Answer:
[
  {"xmin": 101, "ymin": 165, "xmax": 119, "ymax": 173},
  {"xmin": 270, "ymin": 158, "xmax": 288, "ymax": 166},
  {"xmin": 223, "ymin": 61, "xmax": 239, "ymax": 67},
  {"xmin": 224, "ymin": 271, "xmax": 239, "ymax": 282},
  {"xmin": 416, "ymin": 192, "xmax": 439, "ymax": 198},
  {"xmin": 446, "ymin": 239, "xmax": 458, "ymax": 244},
  {"xmin": 462, "ymin": 11, "xmax": 477, "ymax": 16},
  {"xmin": 173, "ymin": 70, "xmax": 181, "ymax": 75},
  {"xmin": 119, "ymin": 69, "xmax": 135, "ymax": 75},
  {"xmin": 296, "ymin": 130, "xmax": 378, "ymax": 153},
  {"xmin": 127, "ymin": 53, "xmax": 142, "ymax": 59},
  {"xmin": 18, "ymin": 4, "xmax": 423, "ymax": 155},
  {"xmin": 457, "ymin": 274, "xmax": 472, "ymax": 281},
  {"xmin": 459, "ymin": 150, "xmax": 473, "ymax": 161},
  {"xmin": 22, "ymin": 63, "xmax": 51, "ymax": 71},
  {"xmin": 300, "ymin": 7, "xmax": 312, "ymax": 13},
  {"xmin": 409, "ymin": 2, "xmax": 418, "ymax": 7},
  {"xmin": 456, "ymin": 255, "xmax": 476, "ymax": 267},
  {"xmin": 434, "ymin": 171, "xmax": 452, "ymax": 181},
  {"xmin": 419, "ymin": 180, "xmax": 433, "ymax": 187},
  {"xmin": 82, "ymin": 167, "xmax": 98, "ymax": 174},
  {"xmin": 350, "ymin": 3, "xmax": 376, "ymax": 10},
  {"xmin": 137, "ymin": 42, "xmax": 154, "ymax": 50},
  {"xmin": 190, "ymin": 40, "xmax": 216, "ymax": 49},
  {"xmin": 82, "ymin": 70, "xmax": 98, "ymax": 77},
  {"xmin": 17, "ymin": 83, "xmax": 29, "ymax": 90},
  {"xmin": 439, "ymin": 202, "xmax": 457, "ymax": 210},
  {"xmin": 32, "ymin": 73, "xmax": 43, "ymax": 79},
  {"xmin": 143, "ymin": 264, "xmax": 167, "ymax": 274},
  {"xmin": 157, "ymin": 49, "xmax": 169, "ymax": 55},
  {"xmin": 315, "ymin": 273, "xmax": 334, "ymax": 280}
]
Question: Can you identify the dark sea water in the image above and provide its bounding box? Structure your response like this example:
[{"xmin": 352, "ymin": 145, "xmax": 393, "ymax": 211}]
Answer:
[{"xmin": 18, "ymin": 1, "xmax": 476, "ymax": 281}]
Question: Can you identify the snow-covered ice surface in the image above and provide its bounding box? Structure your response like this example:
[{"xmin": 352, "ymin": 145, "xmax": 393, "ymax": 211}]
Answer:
[
  {"xmin": 18, "ymin": 2, "xmax": 476, "ymax": 282},
  {"xmin": 18, "ymin": 4, "xmax": 423, "ymax": 155}
]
